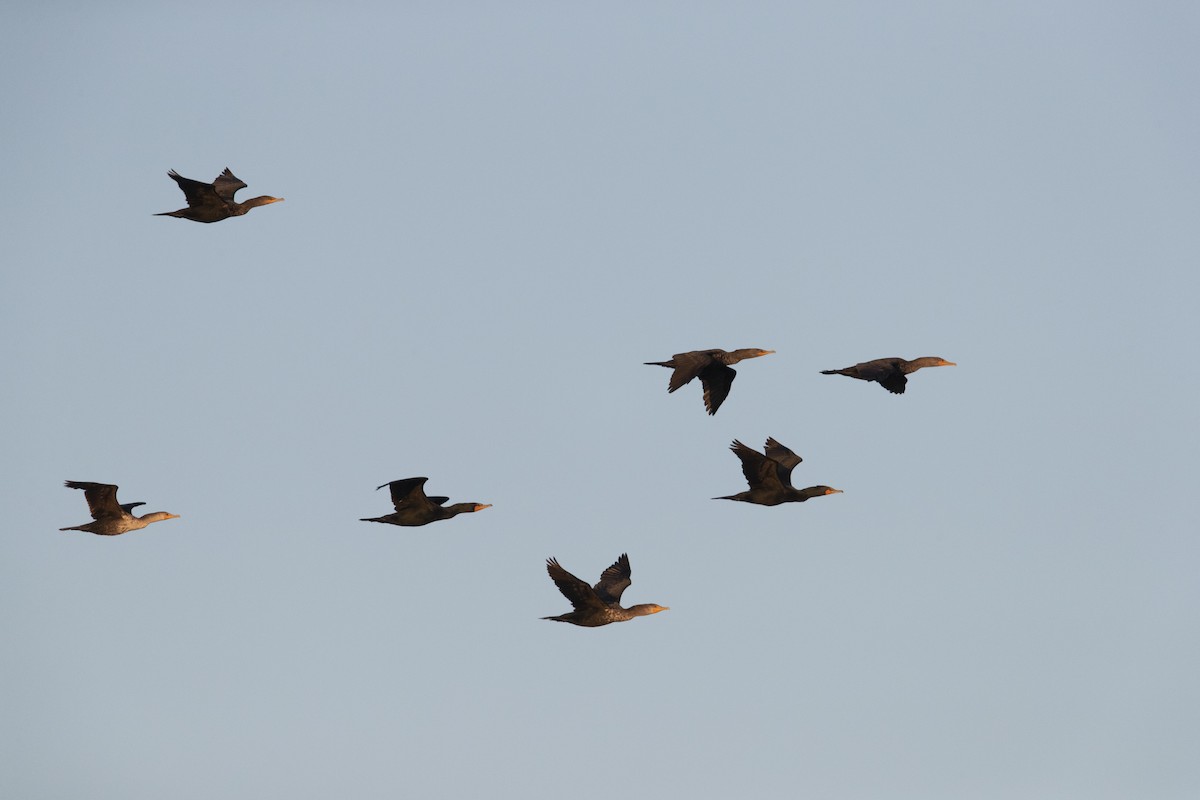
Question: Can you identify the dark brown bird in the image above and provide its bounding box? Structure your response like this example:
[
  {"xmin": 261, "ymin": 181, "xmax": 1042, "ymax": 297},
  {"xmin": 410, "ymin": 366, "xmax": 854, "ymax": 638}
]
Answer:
[
  {"xmin": 542, "ymin": 553, "xmax": 669, "ymax": 627},
  {"xmin": 59, "ymin": 481, "xmax": 180, "ymax": 536},
  {"xmin": 715, "ymin": 438, "xmax": 843, "ymax": 506},
  {"xmin": 645, "ymin": 348, "xmax": 775, "ymax": 415},
  {"xmin": 360, "ymin": 477, "xmax": 491, "ymax": 527},
  {"xmin": 820, "ymin": 356, "xmax": 955, "ymax": 394},
  {"xmin": 155, "ymin": 168, "xmax": 283, "ymax": 223}
]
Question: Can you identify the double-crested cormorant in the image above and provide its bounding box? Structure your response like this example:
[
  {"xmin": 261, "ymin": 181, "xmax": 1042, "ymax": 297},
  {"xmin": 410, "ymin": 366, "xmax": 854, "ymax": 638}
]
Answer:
[
  {"xmin": 715, "ymin": 438, "xmax": 843, "ymax": 506},
  {"xmin": 155, "ymin": 168, "xmax": 283, "ymax": 223},
  {"xmin": 360, "ymin": 477, "xmax": 491, "ymax": 527},
  {"xmin": 820, "ymin": 356, "xmax": 955, "ymax": 394},
  {"xmin": 542, "ymin": 553, "xmax": 668, "ymax": 627},
  {"xmin": 59, "ymin": 481, "xmax": 180, "ymax": 535},
  {"xmin": 645, "ymin": 348, "xmax": 775, "ymax": 415}
]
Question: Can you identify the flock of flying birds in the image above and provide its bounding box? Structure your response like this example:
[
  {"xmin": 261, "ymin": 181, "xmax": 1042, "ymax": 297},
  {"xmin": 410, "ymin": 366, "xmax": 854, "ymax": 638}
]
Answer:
[{"xmin": 58, "ymin": 168, "xmax": 957, "ymax": 627}]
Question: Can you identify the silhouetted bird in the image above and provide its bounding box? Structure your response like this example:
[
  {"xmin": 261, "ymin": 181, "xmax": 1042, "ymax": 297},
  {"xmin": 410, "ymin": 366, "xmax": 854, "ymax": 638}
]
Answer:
[
  {"xmin": 644, "ymin": 348, "xmax": 775, "ymax": 415},
  {"xmin": 155, "ymin": 168, "xmax": 283, "ymax": 223},
  {"xmin": 59, "ymin": 481, "xmax": 179, "ymax": 535},
  {"xmin": 820, "ymin": 356, "xmax": 955, "ymax": 395},
  {"xmin": 360, "ymin": 477, "xmax": 491, "ymax": 527},
  {"xmin": 542, "ymin": 553, "xmax": 668, "ymax": 627},
  {"xmin": 715, "ymin": 438, "xmax": 843, "ymax": 506}
]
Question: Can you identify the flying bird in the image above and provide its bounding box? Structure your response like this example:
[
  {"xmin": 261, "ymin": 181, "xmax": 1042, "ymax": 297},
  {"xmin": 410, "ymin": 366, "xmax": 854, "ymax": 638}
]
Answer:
[
  {"xmin": 59, "ymin": 481, "xmax": 180, "ymax": 536},
  {"xmin": 644, "ymin": 348, "xmax": 775, "ymax": 415},
  {"xmin": 542, "ymin": 553, "xmax": 669, "ymax": 627},
  {"xmin": 820, "ymin": 356, "xmax": 955, "ymax": 394},
  {"xmin": 155, "ymin": 168, "xmax": 283, "ymax": 223},
  {"xmin": 360, "ymin": 477, "xmax": 491, "ymax": 527},
  {"xmin": 715, "ymin": 438, "xmax": 843, "ymax": 506}
]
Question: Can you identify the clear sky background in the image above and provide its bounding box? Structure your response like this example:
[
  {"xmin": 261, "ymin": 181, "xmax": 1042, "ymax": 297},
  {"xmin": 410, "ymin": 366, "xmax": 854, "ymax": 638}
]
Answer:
[{"xmin": 2, "ymin": 3, "xmax": 1198, "ymax": 798}]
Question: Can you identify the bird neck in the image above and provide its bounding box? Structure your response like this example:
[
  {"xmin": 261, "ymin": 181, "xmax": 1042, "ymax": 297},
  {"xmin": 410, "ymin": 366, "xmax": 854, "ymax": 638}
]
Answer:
[
  {"xmin": 626, "ymin": 604, "xmax": 664, "ymax": 617},
  {"xmin": 904, "ymin": 357, "xmax": 943, "ymax": 373},
  {"xmin": 239, "ymin": 195, "xmax": 281, "ymax": 209},
  {"xmin": 721, "ymin": 349, "xmax": 754, "ymax": 364},
  {"xmin": 441, "ymin": 503, "xmax": 480, "ymax": 518}
]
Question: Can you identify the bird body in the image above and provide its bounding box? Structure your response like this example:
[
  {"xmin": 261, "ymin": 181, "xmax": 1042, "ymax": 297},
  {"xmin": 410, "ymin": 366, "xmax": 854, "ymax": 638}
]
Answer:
[
  {"xmin": 360, "ymin": 477, "xmax": 491, "ymax": 527},
  {"xmin": 542, "ymin": 553, "xmax": 668, "ymax": 627},
  {"xmin": 715, "ymin": 438, "xmax": 842, "ymax": 506},
  {"xmin": 156, "ymin": 168, "xmax": 283, "ymax": 223},
  {"xmin": 59, "ymin": 481, "xmax": 179, "ymax": 536},
  {"xmin": 820, "ymin": 356, "xmax": 955, "ymax": 394},
  {"xmin": 645, "ymin": 347, "xmax": 774, "ymax": 415}
]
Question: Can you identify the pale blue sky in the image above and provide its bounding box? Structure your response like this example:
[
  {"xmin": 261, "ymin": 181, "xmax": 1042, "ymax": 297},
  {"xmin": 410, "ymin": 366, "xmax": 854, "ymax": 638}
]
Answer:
[{"xmin": 3, "ymin": 3, "xmax": 1198, "ymax": 798}]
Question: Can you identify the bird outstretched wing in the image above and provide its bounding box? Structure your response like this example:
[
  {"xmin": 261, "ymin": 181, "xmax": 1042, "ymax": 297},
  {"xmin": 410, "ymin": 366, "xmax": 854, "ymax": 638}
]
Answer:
[
  {"xmin": 664, "ymin": 351, "xmax": 714, "ymax": 392},
  {"xmin": 379, "ymin": 477, "xmax": 436, "ymax": 512},
  {"xmin": 64, "ymin": 481, "xmax": 125, "ymax": 520},
  {"xmin": 698, "ymin": 363, "xmax": 736, "ymax": 415},
  {"xmin": 212, "ymin": 168, "xmax": 247, "ymax": 200},
  {"xmin": 593, "ymin": 553, "xmax": 632, "ymax": 604},
  {"xmin": 546, "ymin": 559, "xmax": 605, "ymax": 611},
  {"xmin": 729, "ymin": 440, "xmax": 784, "ymax": 491},
  {"xmin": 763, "ymin": 437, "xmax": 802, "ymax": 486}
]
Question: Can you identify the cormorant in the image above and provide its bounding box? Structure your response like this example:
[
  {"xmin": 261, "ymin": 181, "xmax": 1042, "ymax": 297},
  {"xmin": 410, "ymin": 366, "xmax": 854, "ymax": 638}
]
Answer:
[
  {"xmin": 715, "ymin": 438, "xmax": 843, "ymax": 506},
  {"xmin": 360, "ymin": 477, "xmax": 491, "ymax": 527},
  {"xmin": 542, "ymin": 553, "xmax": 668, "ymax": 627},
  {"xmin": 820, "ymin": 356, "xmax": 955, "ymax": 394},
  {"xmin": 644, "ymin": 348, "xmax": 775, "ymax": 415},
  {"xmin": 60, "ymin": 481, "xmax": 179, "ymax": 535},
  {"xmin": 155, "ymin": 168, "xmax": 283, "ymax": 223}
]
